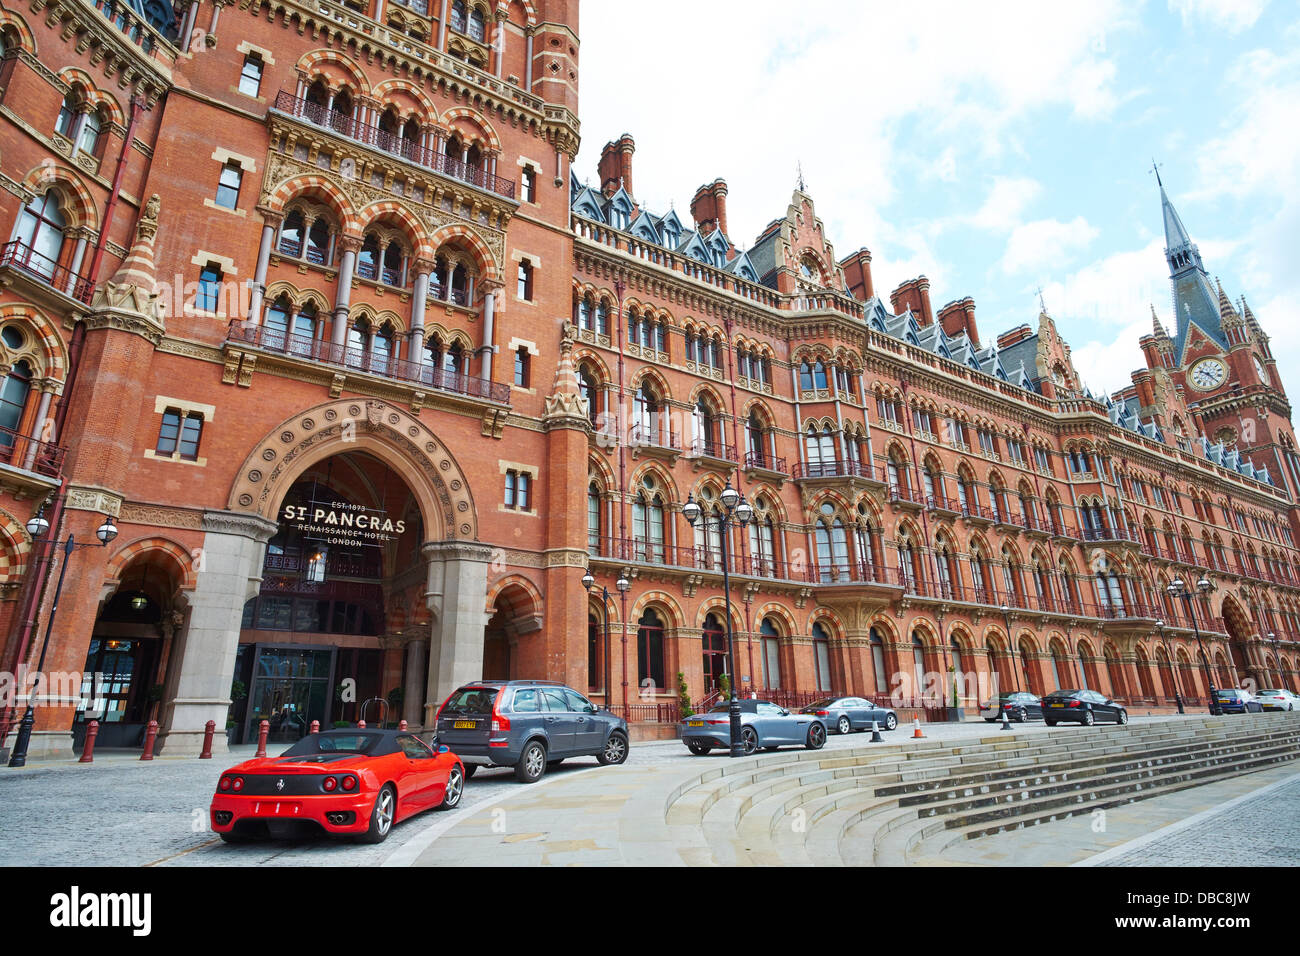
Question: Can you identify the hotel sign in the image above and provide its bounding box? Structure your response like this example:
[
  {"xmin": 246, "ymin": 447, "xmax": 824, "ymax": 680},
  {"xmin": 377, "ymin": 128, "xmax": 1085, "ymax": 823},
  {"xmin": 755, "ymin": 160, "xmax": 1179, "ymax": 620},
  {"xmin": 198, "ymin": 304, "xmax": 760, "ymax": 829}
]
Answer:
[{"xmin": 281, "ymin": 501, "xmax": 406, "ymax": 548}]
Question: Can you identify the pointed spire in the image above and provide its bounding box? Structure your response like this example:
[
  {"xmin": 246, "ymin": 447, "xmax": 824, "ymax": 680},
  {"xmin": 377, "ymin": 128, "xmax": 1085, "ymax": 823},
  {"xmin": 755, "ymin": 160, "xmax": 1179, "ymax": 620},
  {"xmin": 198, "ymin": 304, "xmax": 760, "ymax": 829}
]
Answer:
[
  {"xmin": 110, "ymin": 193, "xmax": 161, "ymax": 290},
  {"xmin": 1215, "ymin": 277, "xmax": 1238, "ymax": 320},
  {"xmin": 89, "ymin": 193, "xmax": 166, "ymax": 340},
  {"xmin": 1151, "ymin": 303, "xmax": 1168, "ymax": 338},
  {"xmin": 543, "ymin": 323, "xmax": 590, "ymax": 428}
]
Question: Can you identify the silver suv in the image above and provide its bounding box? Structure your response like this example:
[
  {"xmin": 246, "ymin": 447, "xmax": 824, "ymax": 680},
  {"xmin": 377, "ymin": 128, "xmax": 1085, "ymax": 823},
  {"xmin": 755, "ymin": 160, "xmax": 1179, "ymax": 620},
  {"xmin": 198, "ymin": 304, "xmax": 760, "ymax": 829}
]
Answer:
[{"xmin": 434, "ymin": 681, "xmax": 630, "ymax": 783}]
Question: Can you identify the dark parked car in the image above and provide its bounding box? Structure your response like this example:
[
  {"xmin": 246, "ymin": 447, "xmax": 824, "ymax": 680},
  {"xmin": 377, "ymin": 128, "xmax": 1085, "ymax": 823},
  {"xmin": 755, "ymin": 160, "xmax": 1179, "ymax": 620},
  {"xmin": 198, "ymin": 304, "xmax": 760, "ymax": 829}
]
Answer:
[
  {"xmin": 434, "ymin": 681, "xmax": 629, "ymax": 783},
  {"xmin": 680, "ymin": 699, "xmax": 827, "ymax": 755},
  {"xmin": 1214, "ymin": 688, "xmax": 1263, "ymax": 714},
  {"xmin": 1041, "ymin": 689, "xmax": 1128, "ymax": 726},
  {"xmin": 979, "ymin": 692, "xmax": 1043, "ymax": 723},
  {"xmin": 799, "ymin": 696, "xmax": 899, "ymax": 734}
]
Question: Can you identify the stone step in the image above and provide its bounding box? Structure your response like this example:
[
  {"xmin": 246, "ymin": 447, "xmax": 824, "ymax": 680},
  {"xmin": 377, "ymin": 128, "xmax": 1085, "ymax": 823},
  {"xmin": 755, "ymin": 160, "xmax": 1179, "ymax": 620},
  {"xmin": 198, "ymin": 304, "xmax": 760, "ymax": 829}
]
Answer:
[{"xmin": 873, "ymin": 739, "xmax": 1300, "ymax": 865}]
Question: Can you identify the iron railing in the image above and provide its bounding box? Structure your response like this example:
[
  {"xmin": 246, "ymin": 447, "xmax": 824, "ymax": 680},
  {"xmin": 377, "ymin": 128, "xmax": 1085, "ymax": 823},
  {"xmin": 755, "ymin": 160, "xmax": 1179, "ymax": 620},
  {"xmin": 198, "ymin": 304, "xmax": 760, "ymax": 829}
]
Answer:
[
  {"xmin": 0, "ymin": 240, "xmax": 94, "ymax": 304},
  {"xmin": 228, "ymin": 320, "xmax": 511, "ymax": 402},
  {"xmin": 0, "ymin": 422, "xmax": 66, "ymax": 478},
  {"xmin": 273, "ymin": 91, "xmax": 517, "ymax": 199}
]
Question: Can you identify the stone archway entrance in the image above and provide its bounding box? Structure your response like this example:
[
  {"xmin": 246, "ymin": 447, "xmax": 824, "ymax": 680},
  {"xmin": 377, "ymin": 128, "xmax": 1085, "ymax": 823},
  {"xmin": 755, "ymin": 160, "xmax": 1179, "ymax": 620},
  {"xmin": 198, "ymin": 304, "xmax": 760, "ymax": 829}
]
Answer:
[
  {"xmin": 157, "ymin": 398, "xmax": 490, "ymax": 755},
  {"xmin": 1221, "ymin": 596, "xmax": 1256, "ymax": 688}
]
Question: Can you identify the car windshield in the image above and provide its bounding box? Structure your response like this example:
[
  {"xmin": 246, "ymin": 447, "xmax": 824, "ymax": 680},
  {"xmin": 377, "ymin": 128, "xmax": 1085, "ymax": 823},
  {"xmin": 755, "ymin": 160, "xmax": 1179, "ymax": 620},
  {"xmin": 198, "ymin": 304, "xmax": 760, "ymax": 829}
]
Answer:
[
  {"xmin": 282, "ymin": 732, "xmax": 382, "ymax": 756},
  {"xmin": 441, "ymin": 687, "xmax": 500, "ymax": 715}
]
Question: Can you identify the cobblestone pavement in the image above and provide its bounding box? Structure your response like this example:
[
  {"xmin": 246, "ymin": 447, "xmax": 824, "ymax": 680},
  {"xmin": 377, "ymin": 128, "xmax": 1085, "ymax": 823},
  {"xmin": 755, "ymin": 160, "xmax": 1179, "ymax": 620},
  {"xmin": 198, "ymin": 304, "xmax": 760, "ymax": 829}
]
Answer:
[
  {"xmin": 0, "ymin": 714, "xmax": 1195, "ymax": 867},
  {"xmin": 1088, "ymin": 771, "xmax": 1300, "ymax": 866}
]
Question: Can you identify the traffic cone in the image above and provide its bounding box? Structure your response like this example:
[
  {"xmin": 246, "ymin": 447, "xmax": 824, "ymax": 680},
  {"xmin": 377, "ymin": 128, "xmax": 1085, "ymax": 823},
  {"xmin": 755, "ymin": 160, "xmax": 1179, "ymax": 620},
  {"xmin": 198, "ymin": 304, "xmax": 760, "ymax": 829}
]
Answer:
[
  {"xmin": 870, "ymin": 719, "xmax": 883, "ymax": 743},
  {"xmin": 1001, "ymin": 708, "xmax": 1013, "ymax": 731},
  {"xmin": 912, "ymin": 717, "xmax": 924, "ymax": 738}
]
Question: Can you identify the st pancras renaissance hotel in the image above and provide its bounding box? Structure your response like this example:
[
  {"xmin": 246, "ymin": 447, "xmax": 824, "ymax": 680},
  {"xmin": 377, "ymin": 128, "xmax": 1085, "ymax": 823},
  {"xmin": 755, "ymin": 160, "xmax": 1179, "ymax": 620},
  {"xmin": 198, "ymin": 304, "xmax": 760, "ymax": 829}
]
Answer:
[{"xmin": 0, "ymin": 0, "xmax": 1298, "ymax": 760}]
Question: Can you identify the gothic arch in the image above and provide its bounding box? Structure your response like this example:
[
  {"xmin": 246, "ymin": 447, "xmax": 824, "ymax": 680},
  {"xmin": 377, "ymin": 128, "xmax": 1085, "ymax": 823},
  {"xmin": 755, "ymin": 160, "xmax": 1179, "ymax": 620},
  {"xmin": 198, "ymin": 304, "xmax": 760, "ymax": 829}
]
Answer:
[
  {"xmin": 296, "ymin": 50, "xmax": 372, "ymax": 96},
  {"xmin": 428, "ymin": 223, "xmax": 499, "ymax": 282},
  {"xmin": 18, "ymin": 164, "xmax": 98, "ymax": 230},
  {"xmin": 264, "ymin": 174, "xmax": 359, "ymax": 233},
  {"xmin": 226, "ymin": 398, "xmax": 479, "ymax": 540},
  {"xmin": 628, "ymin": 590, "xmax": 684, "ymax": 630},
  {"xmin": 0, "ymin": 302, "xmax": 70, "ymax": 382},
  {"xmin": 102, "ymin": 536, "xmax": 199, "ymax": 598},
  {"xmin": 355, "ymin": 200, "xmax": 434, "ymax": 259}
]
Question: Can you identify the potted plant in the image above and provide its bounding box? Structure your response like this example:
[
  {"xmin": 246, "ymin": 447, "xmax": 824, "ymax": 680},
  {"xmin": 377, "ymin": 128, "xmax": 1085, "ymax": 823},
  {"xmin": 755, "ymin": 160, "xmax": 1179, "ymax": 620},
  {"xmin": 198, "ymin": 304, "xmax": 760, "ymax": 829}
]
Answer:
[
  {"xmin": 945, "ymin": 665, "xmax": 965, "ymax": 722},
  {"xmin": 677, "ymin": 672, "xmax": 693, "ymax": 719}
]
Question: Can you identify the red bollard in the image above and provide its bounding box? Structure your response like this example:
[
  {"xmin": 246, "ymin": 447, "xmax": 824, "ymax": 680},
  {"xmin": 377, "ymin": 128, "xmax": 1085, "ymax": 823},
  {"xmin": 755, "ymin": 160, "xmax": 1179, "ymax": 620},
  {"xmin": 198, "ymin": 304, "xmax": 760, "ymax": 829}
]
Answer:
[
  {"xmin": 309, "ymin": 720, "xmax": 320, "ymax": 735},
  {"xmin": 399, "ymin": 720, "xmax": 408, "ymax": 731},
  {"xmin": 199, "ymin": 720, "xmax": 215, "ymax": 759},
  {"xmin": 357, "ymin": 720, "xmax": 366, "ymax": 729},
  {"xmin": 79, "ymin": 720, "xmax": 99, "ymax": 763},
  {"xmin": 256, "ymin": 719, "xmax": 269, "ymax": 758},
  {"xmin": 140, "ymin": 720, "xmax": 159, "ymax": 761}
]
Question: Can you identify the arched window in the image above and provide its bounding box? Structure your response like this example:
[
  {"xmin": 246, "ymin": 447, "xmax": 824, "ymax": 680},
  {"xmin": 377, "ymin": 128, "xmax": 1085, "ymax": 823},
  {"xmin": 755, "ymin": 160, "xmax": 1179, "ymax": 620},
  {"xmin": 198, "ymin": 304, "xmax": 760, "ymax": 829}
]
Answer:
[
  {"xmin": 633, "ymin": 381, "xmax": 661, "ymax": 446},
  {"xmin": 693, "ymin": 395, "xmax": 722, "ymax": 456},
  {"xmin": 290, "ymin": 303, "xmax": 319, "ymax": 355},
  {"xmin": 813, "ymin": 622, "xmax": 832, "ymax": 692},
  {"xmin": 760, "ymin": 617, "xmax": 781, "ymax": 689},
  {"xmin": 636, "ymin": 609, "xmax": 665, "ymax": 694},
  {"xmin": 747, "ymin": 498, "xmax": 777, "ymax": 577},
  {"xmin": 869, "ymin": 627, "xmax": 888, "ymax": 694},
  {"xmin": 264, "ymin": 296, "xmax": 291, "ymax": 347},
  {"xmin": 815, "ymin": 509, "xmax": 849, "ymax": 582},
  {"xmin": 587, "ymin": 482, "xmax": 602, "ymax": 554},
  {"xmin": 745, "ymin": 410, "xmax": 765, "ymax": 464},
  {"xmin": 76, "ymin": 109, "xmax": 103, "ymax": 156},
  {"xmin": 578, "ymin": 363, "xmax": 600, "ymax": 427},
  {"xmin": 702, "ymin": 613, "xmax": 727, "ymax": 693},
  {"xmin": 0, "ymin": 359, "xmax": 32, "ymax": 445},
  {"xmin": 911, "ymin": 634, "xmax": 927, "ymax": 705},
  {"xmin": 14, "ymin": 190, "xmax": 68, "ymax": 274},
  {"xmin": 632, "ymin": 475, "xmax": 665, "ymax": 564}
]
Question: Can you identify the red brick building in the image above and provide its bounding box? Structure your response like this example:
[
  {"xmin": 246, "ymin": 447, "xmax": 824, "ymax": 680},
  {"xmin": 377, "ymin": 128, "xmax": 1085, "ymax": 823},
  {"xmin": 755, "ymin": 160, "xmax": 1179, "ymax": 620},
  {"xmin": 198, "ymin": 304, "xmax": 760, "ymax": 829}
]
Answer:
[{"xmin": 0, "ymin": 0, "xmax": 1297, "ymax": 760}]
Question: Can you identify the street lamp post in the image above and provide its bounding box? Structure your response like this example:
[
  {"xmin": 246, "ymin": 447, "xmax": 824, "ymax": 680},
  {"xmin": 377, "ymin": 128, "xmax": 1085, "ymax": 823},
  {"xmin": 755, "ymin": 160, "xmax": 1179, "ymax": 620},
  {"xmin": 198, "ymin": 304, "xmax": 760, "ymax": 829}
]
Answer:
[
  {"xmin": 582, "ymin": 567, "xmax": 630, "ymax": 716},
  {"xmin": 683, "ymin": 480, "xmax": 752, "ymax": 758},
  {"xmin": 1154, "ymin": 619, "xmax": 1184, "ymax": 714},
  {"xmin": 1000, "ymin": 603, "xmax": 1022, "ymax": 693},
  {"xmin": 1166, "ymin": 576, "xmax": 1218, "ymax": 716},
  {"xmin": 8, "ymin": 507, "xmax": 118, "ymax": 768}
]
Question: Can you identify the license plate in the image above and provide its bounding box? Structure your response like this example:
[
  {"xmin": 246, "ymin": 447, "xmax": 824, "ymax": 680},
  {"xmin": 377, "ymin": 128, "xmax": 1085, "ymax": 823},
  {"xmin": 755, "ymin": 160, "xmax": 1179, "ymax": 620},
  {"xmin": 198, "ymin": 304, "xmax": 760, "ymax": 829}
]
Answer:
[
  {"xmin": 453, "ymin": 720, "xmax": 477, "ymax": 729},
  {"xmin": 688, "ymin": 720, "xmax": 704, "ymax": 727},
  {"xmin": 251, "ymin": 801, "xmax": 301, "ymax": 817},
  {"xmin": 1051, "ymin": 703, "xmax": 1065, "ymax": 708}
]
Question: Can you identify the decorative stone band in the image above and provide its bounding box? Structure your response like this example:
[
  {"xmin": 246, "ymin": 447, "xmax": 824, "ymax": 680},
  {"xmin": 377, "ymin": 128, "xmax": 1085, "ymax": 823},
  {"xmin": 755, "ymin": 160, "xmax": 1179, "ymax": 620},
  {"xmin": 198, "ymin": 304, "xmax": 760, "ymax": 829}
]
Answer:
[
  {"xmin": 422, "ymin": 540, "xmax": 494, "ymax": 563},
  {"xmin": 65, "ymin": 485, "xmax": 123, "ymax": 516}
]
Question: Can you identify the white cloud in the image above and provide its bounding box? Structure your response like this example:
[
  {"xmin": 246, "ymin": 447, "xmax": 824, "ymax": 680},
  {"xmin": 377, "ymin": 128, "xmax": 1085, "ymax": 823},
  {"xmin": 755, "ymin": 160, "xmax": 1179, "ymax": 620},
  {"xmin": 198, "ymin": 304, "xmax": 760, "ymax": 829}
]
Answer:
[
  {"xmin": 1001, "ymin": 217, "xmax": 1100, "ymax": 274},
  {"xmin": 971, "ymin": 177, "xmax": 1044, "ymax": 232},
  {"xmin": 1071, "ymin": 318, "xmax": 1155, "ymax": 396},
  {"xmin": 1168, "ymin": 0, "xmax": 1270, "ymax": 33}
]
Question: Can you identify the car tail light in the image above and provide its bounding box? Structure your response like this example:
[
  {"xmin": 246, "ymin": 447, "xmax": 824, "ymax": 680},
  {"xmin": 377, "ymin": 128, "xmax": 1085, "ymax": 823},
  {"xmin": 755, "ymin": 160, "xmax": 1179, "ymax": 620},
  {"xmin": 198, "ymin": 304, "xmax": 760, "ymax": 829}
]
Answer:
[
  {"xmin": 491, "ymin": 690, "xmax": 510, "ymax": 732},
  {"xmin": 322, "ymin": 776, "xmax": 338, "ymax": 792},
  {"xmin": 1068, "ymin": 700, "xmax": 1081, "ymax": 708},
  {"xmin": 815, "ymin": 710, "xmax": 830, "ymax": 716},
  {"xmin": 218, "ymin": 776, "xmax": 232, "ymax": 792},
  {"xmin": 231, "ymin": 776, "xmax": 244, "ymax": 791},
  {"xmin": 434, "ymin": 692, "xmax": 456, "ymax": 723},
  {"xmin": 341, "ymin": 775, "xmax": 357, "ymax": 792},
  {"xmin": 707, "ymin": 718, "xmax": 729, "ymax": 725}
]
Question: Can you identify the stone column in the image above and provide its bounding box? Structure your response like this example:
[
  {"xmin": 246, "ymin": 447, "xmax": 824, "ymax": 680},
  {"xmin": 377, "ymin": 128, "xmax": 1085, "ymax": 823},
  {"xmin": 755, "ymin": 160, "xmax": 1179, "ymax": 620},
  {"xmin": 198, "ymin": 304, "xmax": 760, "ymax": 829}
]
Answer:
[
  {"xmin": 247, "ymin": 220, "xmax": 277, "ymax": 324},
  {"xmin": 156, "ymin": 511, "xmax": 277, "ymax": 756},
  {"xmin": 22, "ymin": 389, "xmax": 54, "ymax": 470},
  {"xmin": 477, "ymin": 286, "xmax": 496, "ymax": 380},
  {"xmin": 410, "ymin": 264, "xmax": 431, "ymax": 367},
  {"xmin": 437, "ymin": 0, "xmax": 449, "ymax": 49},
  {"xmin": 65, "ymin": 236, "xmax": 89, "ymax": 293},
  {"xmin": 403, "ymin": 636, "xmax": 428, "ymax": 727},
  {"xmin": 422, "ymin": 541, "xmax": 492, "ymax": 713},
  {"xmin": 332, "ymin": 237, "xmax": 360, "ymax": 347},
  {"xmin": 524, "ymin": 27, "xmax": 534, "ymax": 88}
]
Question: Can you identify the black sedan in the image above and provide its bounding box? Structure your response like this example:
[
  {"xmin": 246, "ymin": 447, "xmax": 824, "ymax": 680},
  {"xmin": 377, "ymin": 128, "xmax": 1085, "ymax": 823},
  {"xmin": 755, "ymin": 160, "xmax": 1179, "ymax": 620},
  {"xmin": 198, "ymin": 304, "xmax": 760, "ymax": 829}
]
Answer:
[
  {"xmin": 799, "ymin": 696, "xmax": 899, "ymax": 735},
  {"xmin": 1041, "ymin": 689, "xmax": 1128, "ymax": 726},
  {"xmin": 978, "ymin": 692, "xmax": 1043, "ymax": 723}
]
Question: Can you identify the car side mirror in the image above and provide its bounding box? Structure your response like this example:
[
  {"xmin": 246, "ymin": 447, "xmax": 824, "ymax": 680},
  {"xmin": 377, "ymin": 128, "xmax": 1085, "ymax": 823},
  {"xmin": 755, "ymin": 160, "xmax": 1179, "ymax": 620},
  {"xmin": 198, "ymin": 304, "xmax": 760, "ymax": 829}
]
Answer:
[
  {"xmin": 438, "ymin": 745, "xmax": 449, "ymax": 754},
  {"xmin": 587, "ymin": 704, "xmax": 598, "ymax": 714},
  {"xmin": 780, "ymin": 709, "xmax": 790, "ymax": 716}
]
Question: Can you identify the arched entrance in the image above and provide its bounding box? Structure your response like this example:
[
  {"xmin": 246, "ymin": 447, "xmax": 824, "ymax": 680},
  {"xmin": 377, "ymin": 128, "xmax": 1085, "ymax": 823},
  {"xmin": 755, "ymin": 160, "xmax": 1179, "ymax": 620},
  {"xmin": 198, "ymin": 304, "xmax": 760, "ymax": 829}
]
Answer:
[
  {"xmin": 483, "ymin": 578, "xmax": 543, "ymax": 682},
  {"xmin": 701, "ymin": 613, "xmax": 727, "ymax": 693},
  {"xmin": 157, "ymin": 399, "xmax": 488, "ymax": 755},
  {"xmin": 1221, "ymin": 596, "xmax": 1255, "ymax": 687},
  {"xmin": 79, "ymin": 541, "xmax": 194, "ymax": 750}
]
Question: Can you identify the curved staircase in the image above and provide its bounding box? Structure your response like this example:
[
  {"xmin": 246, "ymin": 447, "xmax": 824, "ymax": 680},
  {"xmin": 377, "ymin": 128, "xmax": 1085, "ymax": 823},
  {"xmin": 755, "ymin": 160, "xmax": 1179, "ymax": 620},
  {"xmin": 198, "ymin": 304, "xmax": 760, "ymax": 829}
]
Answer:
[{"xmin": 660, "ymin": 713, "xmax": 1300, "ymax": 866}]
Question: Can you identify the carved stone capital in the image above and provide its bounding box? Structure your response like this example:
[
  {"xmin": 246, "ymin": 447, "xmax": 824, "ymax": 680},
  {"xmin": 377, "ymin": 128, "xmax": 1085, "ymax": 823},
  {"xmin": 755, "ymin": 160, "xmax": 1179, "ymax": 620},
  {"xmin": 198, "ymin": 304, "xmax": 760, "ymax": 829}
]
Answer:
[
  {"xmin": 66, "ymin": 485, "xmax": 123, "ymax": 516},
  {"xmin": 202, "ymin": 510, "xmax": 279, "ymax": 543}
]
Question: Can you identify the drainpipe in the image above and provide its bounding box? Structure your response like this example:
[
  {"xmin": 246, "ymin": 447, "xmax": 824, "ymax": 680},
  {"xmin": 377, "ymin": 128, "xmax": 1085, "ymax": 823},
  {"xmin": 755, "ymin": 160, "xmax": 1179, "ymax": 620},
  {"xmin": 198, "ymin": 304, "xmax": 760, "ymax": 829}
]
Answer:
[
  {"xmin": 86, "ymin": 95, "xmax": 148, "ymax": 284},
  {"xmin": 614, "ymin": 278, "xmax": 628, "ymax": 714}
]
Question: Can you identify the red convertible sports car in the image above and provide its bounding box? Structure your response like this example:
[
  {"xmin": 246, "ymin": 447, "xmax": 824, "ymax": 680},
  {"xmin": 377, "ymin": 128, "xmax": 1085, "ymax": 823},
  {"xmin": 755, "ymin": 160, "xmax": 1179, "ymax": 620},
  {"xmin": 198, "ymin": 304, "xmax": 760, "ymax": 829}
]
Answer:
[{"xmin": 210, "ymin": 729, "xmax": 464, "ymax": 844}]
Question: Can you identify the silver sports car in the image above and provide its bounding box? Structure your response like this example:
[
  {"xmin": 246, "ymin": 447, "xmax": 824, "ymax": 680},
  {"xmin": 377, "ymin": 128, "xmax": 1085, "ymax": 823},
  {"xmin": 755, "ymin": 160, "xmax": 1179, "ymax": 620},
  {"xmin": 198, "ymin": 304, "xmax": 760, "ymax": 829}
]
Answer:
[{"xmin": 680, "ymin": 699, "xmax": 828, "ymax": 755}]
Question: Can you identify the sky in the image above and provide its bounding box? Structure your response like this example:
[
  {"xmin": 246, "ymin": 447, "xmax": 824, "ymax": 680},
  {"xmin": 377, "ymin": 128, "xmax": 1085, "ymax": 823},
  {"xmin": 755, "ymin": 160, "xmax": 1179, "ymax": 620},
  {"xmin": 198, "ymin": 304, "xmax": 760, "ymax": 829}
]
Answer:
[{"xmin": 572, "ymin": 0, "xmax": 1300, "ymax": 399}]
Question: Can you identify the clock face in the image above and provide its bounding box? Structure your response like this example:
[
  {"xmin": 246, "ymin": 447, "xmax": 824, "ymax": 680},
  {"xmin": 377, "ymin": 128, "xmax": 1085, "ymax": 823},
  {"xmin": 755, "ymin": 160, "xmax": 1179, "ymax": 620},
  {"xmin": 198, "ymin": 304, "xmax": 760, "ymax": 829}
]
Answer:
[{"xmin": 1189, "ymin": 358, "xmax": 1227, "ymax": 391}]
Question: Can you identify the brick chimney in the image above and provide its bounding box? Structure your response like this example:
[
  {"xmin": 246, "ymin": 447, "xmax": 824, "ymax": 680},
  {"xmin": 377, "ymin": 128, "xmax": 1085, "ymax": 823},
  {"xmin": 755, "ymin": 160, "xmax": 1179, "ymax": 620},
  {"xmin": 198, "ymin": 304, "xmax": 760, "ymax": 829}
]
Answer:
[
  {"xmin": 598, "ymin": 133, "xmax": 635, "ymax": 198},
  {"xmin": 689, "ymin": 179, "xmax": 729, "ymax": 237},
  {"xmin": 889, "ymin": 276, "xmax": 934, "ymax": 327},
  {"xmin": 996, "ymin": 324, "xmax": 1034, "ymax": 349},
  {"xmin": 937, "ymin": 296, "xmax": 980, "ymax": 347},
  {"xmin": 841, "ymin": 248, "xmax": 875, "ymax": 302}
]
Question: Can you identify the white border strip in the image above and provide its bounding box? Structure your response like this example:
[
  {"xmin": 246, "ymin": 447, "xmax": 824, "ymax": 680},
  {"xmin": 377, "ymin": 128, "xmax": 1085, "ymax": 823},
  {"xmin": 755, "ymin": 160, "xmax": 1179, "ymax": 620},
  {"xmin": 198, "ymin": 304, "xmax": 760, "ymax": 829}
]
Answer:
[{"xmin": 1073, "ymin": 770, "xmax": 1300, "ymax": 866}]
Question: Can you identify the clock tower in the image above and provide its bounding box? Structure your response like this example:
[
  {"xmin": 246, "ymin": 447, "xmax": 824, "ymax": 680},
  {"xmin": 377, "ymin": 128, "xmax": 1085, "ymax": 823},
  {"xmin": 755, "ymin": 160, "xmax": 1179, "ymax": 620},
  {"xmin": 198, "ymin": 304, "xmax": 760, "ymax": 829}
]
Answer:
[{"xmin": 1157, "ymin": 172, "xmax": 1299, "ymax": 499}]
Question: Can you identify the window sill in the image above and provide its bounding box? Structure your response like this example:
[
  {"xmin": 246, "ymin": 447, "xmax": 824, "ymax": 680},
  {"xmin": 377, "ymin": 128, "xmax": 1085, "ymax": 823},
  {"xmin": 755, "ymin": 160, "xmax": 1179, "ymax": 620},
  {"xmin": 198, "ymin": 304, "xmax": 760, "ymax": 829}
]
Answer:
[
  {"xmin": 497, "ymin": 505, "xmax": 536, "ymax": 517},
  {"xmin": 204, "ymin": 198, "xmax": 246, "ymax": 217},
  {"xmin": 144, "ymin": 449, "xmax": 207, "ymax": 467}
]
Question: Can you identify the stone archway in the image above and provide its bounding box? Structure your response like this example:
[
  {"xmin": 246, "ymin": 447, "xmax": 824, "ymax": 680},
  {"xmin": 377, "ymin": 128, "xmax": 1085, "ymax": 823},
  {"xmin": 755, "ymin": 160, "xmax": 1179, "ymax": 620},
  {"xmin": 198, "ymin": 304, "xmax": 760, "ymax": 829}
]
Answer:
[
  {"xmin": 1220, "ymin": 595, "xmax": 1256, "ymax": 688},
  {"xmin": 159, "ymin": 398, "xmax": 490, "ymax": 755},
  {"xmin": 227, "ymin": 397, "xmax": 479, "ymax": 541}
]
